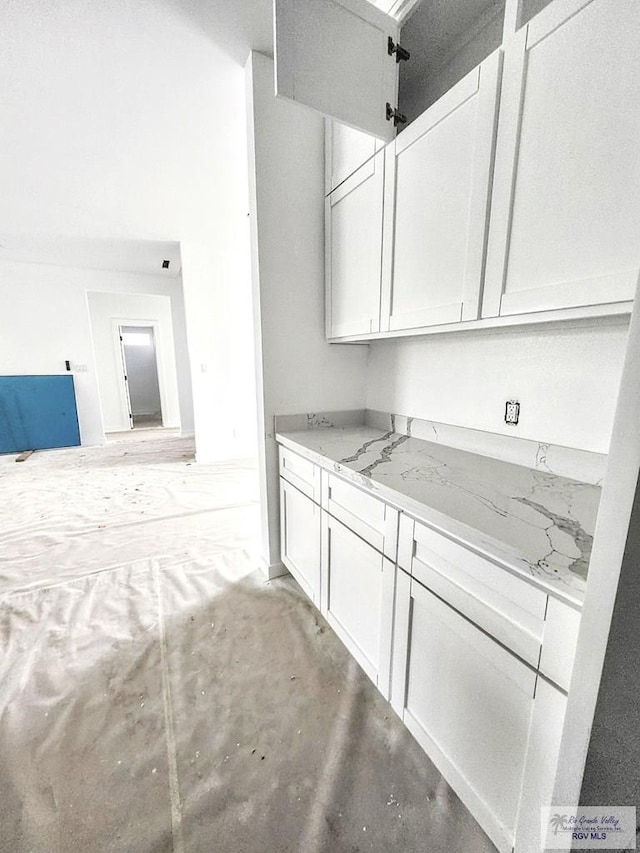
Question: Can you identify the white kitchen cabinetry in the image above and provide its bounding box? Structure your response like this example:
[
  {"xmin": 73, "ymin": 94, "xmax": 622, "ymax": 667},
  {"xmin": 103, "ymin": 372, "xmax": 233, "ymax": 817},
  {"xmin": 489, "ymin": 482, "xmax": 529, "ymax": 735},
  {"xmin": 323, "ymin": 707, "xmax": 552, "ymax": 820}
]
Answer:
[
  {"xmin": 280, "ymin": 479, "xmax": 321, "ymax": 605},
  {"xmin": 321, "ymin": 513, "xmax": 395, "ymax": 698},
  {"xmin": 394, "ymin": 514, "xmax": 580, "ymax": 852},
  {"xmin": 277, "ymin": 441, "xmax": 581, "ymax": 853},
  {"xmin": 314, "ymin": 0, "xmax": 638, "ymax": 341},
  {"xmin": 320, "ymin": 471, "xmax": 398, "ymax": 696},
  {"xmin": 274, "ymin": 0, "xmax": 398, "ymax": 141},
  {"xmin": 392, "ymin": 573, "xmax": 537, "ymax": 853},
  {"xmin": 325, "ymin": 121, "xmax": 383, "ymax": 195},
  {"xmin": 279, "ymin": 446, "xmax": 322, "ymax": 603},
  {"xmin": 381, "ymin": 51, "xmax": 502, "ymax": 331},
  {"xmin": 483, "ymin": 0, "xmax": 640, "ymax": 317},
  {"xmin": 325, "ymin": 151, "xmax": 386, "ymax": 338},
  {"xmin": 513, "ymin": 677, "xmax": 568, "ymax": 853},
  {"xmin": 322, "ymin": 471, "xmax": 398, "ymax": 560}
]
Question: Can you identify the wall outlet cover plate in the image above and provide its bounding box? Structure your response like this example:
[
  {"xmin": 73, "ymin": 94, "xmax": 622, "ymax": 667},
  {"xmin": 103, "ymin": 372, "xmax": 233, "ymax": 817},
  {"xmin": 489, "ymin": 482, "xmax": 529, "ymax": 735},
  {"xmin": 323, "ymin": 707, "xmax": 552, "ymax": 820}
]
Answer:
[{"xmin": 505, "ymin": 400, "xmax": 520, "ymax": 425}]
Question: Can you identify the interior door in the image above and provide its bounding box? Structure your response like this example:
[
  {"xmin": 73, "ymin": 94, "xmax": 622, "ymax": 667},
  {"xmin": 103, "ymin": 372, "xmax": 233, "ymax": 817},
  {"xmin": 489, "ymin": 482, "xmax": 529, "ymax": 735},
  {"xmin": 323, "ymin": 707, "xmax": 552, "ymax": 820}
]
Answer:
[
  {"xmin": 117, "ymin": 326, "xmax": 134, "ymax": 430},
  {"xmin": 274, "ymin": 0, "xmax": 399, "ymax": 141}
]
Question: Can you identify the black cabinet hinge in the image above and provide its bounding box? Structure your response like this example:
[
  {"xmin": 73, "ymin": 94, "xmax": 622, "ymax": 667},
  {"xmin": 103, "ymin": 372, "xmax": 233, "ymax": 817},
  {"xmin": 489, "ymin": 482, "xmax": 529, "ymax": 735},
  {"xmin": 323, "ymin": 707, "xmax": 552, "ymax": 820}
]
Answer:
[
  {"xmin": 386, "ymin": 103, "xmax": 407, "ymax": 126},
  {"xmin": 388, "ymin": 36, "xmax": 410, "ymax": 63}
]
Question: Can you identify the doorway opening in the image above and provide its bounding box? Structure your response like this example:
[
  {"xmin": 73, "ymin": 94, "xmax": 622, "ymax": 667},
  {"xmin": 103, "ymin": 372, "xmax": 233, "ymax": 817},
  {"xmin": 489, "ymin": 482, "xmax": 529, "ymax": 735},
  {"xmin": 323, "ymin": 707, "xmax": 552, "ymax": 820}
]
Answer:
[{"xmin": 119, "ymin": 325, "xmax": 163, "ymax": 429}]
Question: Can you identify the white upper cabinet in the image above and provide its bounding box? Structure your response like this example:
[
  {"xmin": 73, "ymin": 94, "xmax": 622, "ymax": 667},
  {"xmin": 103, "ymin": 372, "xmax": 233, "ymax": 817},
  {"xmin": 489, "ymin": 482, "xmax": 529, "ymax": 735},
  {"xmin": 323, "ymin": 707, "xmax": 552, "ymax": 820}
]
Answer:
[
  {"xmin": 381, "ymin": 51, "xmax": 503, "ymax": 331},
  {"xmin": 274, "ymin": 0, "xmax": 399, "ymax": 141},
  {"xmin": 483, "ymin": 0, "xmax": 640, "ymax": 317},
  {"xmin": 326, "ymin": 150, "xmax": 386, "ymax": 338},
  {"xmin": 325, "ymin": 120, "xmax": 384, "ymax": 195}
]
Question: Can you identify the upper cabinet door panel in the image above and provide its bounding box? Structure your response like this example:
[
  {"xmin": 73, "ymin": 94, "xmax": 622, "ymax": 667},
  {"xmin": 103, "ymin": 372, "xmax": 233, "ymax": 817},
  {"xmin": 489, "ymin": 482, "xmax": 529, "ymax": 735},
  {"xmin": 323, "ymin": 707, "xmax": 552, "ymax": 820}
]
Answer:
[
  {"xmin": 483, "ymin": 0, "xmax": 640, "ymax": 318},
  {"xmin": 382, "ymin": 51, "xmax": 502, "ymax": 332},
  {"xmin": 274, "ymin": 0, "xmax": 398, "ymax": 141},
  {"xmin": 326, "ymin": 151, "xmax": 385, "ymax": 338},
  {"xmin": 326, "ymin": 120, "xmax": 383, "ymax": 195}
]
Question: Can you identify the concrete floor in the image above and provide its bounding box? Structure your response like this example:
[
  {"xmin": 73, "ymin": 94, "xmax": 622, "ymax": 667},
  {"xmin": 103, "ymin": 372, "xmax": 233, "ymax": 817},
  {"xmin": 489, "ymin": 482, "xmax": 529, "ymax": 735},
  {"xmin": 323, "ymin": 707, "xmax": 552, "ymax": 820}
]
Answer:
[{"xmin": 0, "ymin": 435, "xmax": 497, "ymax": 852}]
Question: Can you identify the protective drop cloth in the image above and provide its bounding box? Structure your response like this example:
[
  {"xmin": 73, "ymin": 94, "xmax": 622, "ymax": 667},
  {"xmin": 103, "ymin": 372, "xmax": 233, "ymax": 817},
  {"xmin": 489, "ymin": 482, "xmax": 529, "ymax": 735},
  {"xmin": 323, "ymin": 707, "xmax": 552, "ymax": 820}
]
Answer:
[{"xmin": 0, "ymin": 434, "xmax": 497, "ymax": 852}]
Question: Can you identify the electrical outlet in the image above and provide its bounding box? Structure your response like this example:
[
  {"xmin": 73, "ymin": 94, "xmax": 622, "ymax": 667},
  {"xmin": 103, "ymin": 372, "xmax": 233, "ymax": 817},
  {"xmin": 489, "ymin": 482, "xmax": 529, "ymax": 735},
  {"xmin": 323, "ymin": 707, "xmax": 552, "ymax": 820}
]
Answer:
[{"xmin": 505, "ymin": 400, "xmax": 520, "ymax": 425}]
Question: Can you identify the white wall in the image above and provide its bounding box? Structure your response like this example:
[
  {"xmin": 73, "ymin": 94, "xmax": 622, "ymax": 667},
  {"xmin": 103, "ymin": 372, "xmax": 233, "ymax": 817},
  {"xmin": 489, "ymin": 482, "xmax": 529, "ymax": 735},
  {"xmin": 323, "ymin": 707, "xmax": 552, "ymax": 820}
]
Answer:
[
  {"xmin": 366, "ymin": 319, "xmax": 629, "ymax": 453},
  {"xmin": 0, "ymin": 0, "xmax": 256, "ymax": 461},
  {"xmin": 246, "ymin": 52, "xmax": 369, "ymax": 575},
  {"xmin": 0, "ymin": 260, "xmax": 194, "ymax": 445},
  {"xmin": 87, "ymin": 292, "xmax": 182, "ymax": 432}
]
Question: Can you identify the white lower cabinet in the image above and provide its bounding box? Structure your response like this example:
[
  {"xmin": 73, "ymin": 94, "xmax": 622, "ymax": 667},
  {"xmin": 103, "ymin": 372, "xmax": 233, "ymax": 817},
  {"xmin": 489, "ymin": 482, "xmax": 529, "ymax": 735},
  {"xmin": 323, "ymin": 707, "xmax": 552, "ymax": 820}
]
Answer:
[
  {"xmin": 280, "ymin": 478, "xmax": 321, "ymax": 605},
  {"xmin": 514, "ymin": 677, "xmax": 568, "ymax": 853},
  {"xmin": 392, "ymin": 572, "xmax": 536, "ymax": 852},
  {"xmin": 278, "ymin": 445, "xmax": 575, "ymax": 853},
  {"xmin": 321, "ymin": 513, "xmax": 395, "ymax": 699}
]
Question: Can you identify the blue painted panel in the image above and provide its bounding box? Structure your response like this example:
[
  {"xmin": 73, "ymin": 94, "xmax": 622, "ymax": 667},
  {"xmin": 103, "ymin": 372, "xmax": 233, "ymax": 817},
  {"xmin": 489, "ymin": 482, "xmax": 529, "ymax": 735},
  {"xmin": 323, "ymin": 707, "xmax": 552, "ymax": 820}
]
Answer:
[{"xmin": 0, "ymin": 375, "xmax": 81, "ymax": 454}]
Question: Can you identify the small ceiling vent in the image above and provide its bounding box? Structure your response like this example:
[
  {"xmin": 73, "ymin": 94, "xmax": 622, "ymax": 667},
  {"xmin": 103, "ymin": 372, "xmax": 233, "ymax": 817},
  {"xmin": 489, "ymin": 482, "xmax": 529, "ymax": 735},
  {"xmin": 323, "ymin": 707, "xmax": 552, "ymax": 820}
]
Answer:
[{"xmin": 162, "ymin": 259, "xmax": 170, "ymax": 269}]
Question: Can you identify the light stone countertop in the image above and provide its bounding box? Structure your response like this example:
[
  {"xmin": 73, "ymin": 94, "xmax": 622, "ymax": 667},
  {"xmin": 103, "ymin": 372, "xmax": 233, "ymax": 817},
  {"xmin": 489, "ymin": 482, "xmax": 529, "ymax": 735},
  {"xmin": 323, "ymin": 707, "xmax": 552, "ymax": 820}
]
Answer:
[{"xmin": 276, "ymin": 426, "xmax": 603, "ymax": 607}]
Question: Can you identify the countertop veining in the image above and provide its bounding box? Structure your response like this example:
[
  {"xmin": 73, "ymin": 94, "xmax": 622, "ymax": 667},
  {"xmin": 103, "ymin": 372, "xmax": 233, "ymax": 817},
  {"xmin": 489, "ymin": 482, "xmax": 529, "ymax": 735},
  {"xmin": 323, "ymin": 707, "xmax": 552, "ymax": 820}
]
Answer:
[{"xmin": 277, "ymin": 425, "xmax": 602, "ymax": 607}]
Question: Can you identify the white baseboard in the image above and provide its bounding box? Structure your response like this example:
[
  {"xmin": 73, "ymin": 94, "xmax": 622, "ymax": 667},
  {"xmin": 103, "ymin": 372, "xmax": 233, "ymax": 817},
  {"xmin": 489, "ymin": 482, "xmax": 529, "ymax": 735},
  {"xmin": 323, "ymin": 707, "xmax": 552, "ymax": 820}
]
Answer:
[{"xmin": 260, "ymin": 559, "xmax": 289, "ymax": 581}]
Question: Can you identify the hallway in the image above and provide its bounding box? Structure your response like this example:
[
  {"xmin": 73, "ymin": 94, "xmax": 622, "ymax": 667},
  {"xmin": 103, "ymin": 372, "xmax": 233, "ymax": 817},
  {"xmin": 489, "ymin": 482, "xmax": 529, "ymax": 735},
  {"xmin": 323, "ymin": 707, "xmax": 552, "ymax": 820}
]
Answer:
[{"xmin": 0, "ymin": 436, "xmax": 495, "ymax": 853}]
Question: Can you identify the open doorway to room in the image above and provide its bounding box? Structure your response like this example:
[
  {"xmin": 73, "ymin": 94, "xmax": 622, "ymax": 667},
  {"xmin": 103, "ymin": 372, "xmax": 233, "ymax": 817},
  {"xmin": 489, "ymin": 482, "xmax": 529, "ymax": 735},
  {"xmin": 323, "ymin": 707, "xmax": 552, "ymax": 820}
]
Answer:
[
  {"xmin": 87, "ymin": 290, "xmax": 190, "ymax": 438},
  {"xmin": 119, "ymin": 324, "xmax": 163, "ymax": 428}
]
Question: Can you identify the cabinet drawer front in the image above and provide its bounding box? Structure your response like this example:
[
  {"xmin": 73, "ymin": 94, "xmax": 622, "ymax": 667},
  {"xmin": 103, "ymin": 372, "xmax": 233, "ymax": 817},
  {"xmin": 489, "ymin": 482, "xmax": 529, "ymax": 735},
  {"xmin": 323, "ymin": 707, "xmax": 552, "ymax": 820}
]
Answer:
[
  {"xmin": 405, "ymin": 580, "xmax": 536, "ymax": 850},
  {"xmin": 409, "ymin": 520, "xmax": 547, "ymax": 666},
  {"xmin": 279, "ymin": 446, "xmax": 320, "ymax": 502},
  {"xmin": 280, "ymin": 479, "xmax": 321, "ymax": 605},
  {"xmin": 325, "ymin": 473, "xmax": 396, "ymax": 557},
  {"xmin": 539, "ymin": 597, "xmax": 581, "ymax": 691}
]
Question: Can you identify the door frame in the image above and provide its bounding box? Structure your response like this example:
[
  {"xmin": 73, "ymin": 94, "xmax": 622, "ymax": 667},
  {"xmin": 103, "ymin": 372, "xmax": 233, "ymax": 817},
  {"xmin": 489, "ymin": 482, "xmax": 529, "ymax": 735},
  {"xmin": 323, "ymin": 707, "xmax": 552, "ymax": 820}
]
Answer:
[{"xmin": 111, "ymin": 318, "xmax": 167, "ymax": 430}]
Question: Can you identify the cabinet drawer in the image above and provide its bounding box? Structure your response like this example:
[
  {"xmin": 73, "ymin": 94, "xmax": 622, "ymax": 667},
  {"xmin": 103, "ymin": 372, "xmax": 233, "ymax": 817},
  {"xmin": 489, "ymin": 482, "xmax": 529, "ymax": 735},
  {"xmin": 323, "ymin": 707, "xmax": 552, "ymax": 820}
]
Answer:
[
  {"xmin": 539, "ymin": 597, "xmax": 581, "ymax": 692},
  {"xmin": 399, "ymin": 516, "xmax": 547, "ymax": 668},
  {"xmin": 279, "ymin": 446, "xmax": 321, "ymax": 503},
  {"xmin": 323, "ymin": 472, "xmax": 398, "ymax": 560}
]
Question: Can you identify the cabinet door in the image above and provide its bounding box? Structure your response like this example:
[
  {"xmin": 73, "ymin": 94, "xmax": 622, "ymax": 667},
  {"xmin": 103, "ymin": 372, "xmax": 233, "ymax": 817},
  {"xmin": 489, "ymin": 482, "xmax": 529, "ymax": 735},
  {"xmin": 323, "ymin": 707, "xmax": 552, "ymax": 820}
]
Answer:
[
  {"xmin": 483, "ymin": 0, "xmax": 640, "ymax": 318},
  {"xmin": 381, "ymin": 51, "xmax": 502, "ymax": 332},
  {"xmin": 325, "ymin": 120, "xmax": 383, "ymax": 195},
  {"xmin": 274, "ymin": 0, "xmax": 398, "ymax": 141},
  {"xmin": 514, "ymin": 678, "xmax": 568, "ymax": 853},
  {"xmin": 321, "ymin": 514, "xmax": 395, "ymax": 698},
  {"xmin": 326, "ymin": 151, "xmax": 385, "ymax": 338},
  {"xmin": 394, "ymin": 577, "xmax": 536, "ymax": 853},
  {"xmin": 280, "ymin": 479, "xmax": 321, "ymax": 605}
]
